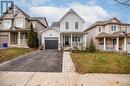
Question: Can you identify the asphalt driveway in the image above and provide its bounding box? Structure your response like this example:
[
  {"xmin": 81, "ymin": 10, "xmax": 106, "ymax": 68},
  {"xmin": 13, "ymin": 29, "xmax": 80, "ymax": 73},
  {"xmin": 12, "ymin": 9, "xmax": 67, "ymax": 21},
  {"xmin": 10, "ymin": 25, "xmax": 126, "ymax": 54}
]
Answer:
[{"xmin": 0, "ymin": 50, "xmax": 63, "ymax": 72}]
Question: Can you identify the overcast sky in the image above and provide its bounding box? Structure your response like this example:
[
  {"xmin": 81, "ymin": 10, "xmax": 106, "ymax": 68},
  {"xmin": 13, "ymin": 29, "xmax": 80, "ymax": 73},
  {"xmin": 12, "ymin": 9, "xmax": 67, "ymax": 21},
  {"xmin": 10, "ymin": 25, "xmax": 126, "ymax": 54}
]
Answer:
[{"xmin": 1, "ymin": 0, "xmax": 130, "ymax": 27}]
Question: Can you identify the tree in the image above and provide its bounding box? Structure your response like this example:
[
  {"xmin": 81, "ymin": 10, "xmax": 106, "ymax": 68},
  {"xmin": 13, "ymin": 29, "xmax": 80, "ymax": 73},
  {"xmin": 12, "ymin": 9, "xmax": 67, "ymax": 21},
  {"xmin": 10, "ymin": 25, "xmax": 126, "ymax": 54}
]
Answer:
[
  {"xmin": 88, "ymin": 38, "xmax": 96, "ymax": 53},
  {"xmin": 113, "ymin": 0, "xmax": 130, "ymax": 6},
  {"xmin": 27, "ymin": 23, "xmax": 39, "ymax": 48}
]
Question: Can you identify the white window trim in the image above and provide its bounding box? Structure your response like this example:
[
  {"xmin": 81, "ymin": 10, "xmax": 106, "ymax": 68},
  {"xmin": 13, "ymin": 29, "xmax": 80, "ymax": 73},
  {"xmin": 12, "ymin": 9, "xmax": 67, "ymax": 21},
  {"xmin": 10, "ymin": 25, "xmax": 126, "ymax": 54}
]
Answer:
[
  {"xmin": 15, "ymin": 18, "xmax": 24, "ymax": 28},
  {"xmin": 4, "ymin": 20, "xmax": 12, "ymax": 29},
  {"xmin": 98, "ymin": 26, "xmax": 102, "ymax": 33},
  {"xmin": 124, "ymin": 27, "xmax": 127, "ymax": 32},
  {"xmin": 65, "ymin": 22, "xmax": 69, "ymax": 29},
  {"xmin": 33, "ymin": 23, "xmax": 36, "ymax": 28},
  {"xmin": 111, "ymin": 25, "xmax": 117, "ymax": 32},
  {"xmin": 75, "ymin": 22, "xmax": 78, "ymax": 29},
  {"xmin": 72, "ymin": 36, "xmax": 81, "ymax": 42}
]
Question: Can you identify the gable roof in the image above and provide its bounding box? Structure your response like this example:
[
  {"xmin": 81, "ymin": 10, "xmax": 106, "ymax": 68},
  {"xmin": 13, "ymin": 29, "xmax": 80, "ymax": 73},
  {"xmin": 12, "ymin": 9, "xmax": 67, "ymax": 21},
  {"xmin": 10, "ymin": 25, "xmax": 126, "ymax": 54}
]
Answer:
[
  {"xmin": 15, "ymin": 5, "xmax": 31, "ymax": 19},
  {"xmin": 84, "ymin": 17, "xmax": 130, "ymax": 32},
  {"xmin": 51, "ymin": 22, "xmax": 60, "ymax": 27},
  {"xmin": 1, "ymin": 5, "xmax": 31, "ymax": 19},
  {"xmin": 31, "ymin": 17, "xmax": 49, "ymax": 28},
  {"xmin": 60, "ymin": 8, "xmax": 85, "ymax": 23},
  {"xmin": 0, "ymin": 4, "xmax": 48, "ymax": 28}
]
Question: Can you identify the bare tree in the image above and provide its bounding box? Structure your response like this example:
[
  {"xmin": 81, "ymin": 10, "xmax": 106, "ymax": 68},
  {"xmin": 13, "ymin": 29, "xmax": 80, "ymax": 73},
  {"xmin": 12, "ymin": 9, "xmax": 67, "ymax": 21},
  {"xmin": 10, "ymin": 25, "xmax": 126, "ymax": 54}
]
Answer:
[{"xmin": 113, "ymin": 0, "xmax": 130, "ymax": 6}]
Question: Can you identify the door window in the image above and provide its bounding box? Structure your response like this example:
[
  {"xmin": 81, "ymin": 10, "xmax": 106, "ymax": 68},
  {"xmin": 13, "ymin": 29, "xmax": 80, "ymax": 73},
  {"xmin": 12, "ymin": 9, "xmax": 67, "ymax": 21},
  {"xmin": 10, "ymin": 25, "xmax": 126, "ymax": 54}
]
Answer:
[
  {"xmin": 65, "ymin": 36, "xmax": 69, "ymax": 45},
  {"xmin": 112, "ymin": 39, "xmax": 116, "ymax": 45}
]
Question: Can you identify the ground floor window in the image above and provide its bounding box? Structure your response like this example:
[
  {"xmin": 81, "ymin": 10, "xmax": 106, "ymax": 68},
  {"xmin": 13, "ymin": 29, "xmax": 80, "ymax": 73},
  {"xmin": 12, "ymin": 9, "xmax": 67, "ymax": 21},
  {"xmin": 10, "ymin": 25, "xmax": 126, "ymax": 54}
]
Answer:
[
  {"xmin": 99, "ymin": 39, "xmax": 104, "ymax": 45},
  {"xmin": 20, "ymin": 33, "xmax": 28, "ymax": 39},
  {"xmin": 72, "ymin": 36, "xmax": 80, "ymax": 42}
]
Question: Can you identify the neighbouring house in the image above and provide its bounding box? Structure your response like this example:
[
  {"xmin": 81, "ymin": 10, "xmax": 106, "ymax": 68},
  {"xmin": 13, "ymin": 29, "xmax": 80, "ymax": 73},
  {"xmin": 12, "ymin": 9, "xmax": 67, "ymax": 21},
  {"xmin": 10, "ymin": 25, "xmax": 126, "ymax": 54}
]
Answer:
[
  {"xmin": 41, "ymin": 9, "xmax": 87, "ymax": 50},
  {"xmin": 84, "ymin": 17, "xmax": 130, "ymax": 53},
  {"xmin": 0, "ymin": 5, "xmax": 48, "ymax": 48}
]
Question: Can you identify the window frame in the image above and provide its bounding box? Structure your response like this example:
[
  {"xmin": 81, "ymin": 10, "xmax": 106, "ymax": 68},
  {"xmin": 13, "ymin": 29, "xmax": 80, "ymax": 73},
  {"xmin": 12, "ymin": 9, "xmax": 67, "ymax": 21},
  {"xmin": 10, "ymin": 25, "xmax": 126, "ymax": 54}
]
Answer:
[
  {"xmin": 111, "ymin": 25, "xmax": 117, "ymax": 32},
  {"xmin": 15, "ymin": 18, "xmax": 24, "ymax": 28},
  {"xmin": 75, "ymin": 22, "xmax": 78, "ymax": 29},
  {"xmin": 4, "ymin": 20, "xmax": 12, "ymax": 29},
  {"xmin": 72, "ymin": 36, "xmax": 80, "ymax": 42},
  {"xmin": 65, "ymin": 22, "xmax": 69, "ymax": 29},
  {"xmin": 124, "ymin": 27, "xmax": 127, "ymax": 32},
  {"xmin": 98, "ymin": 27, "xmax": 102, "ymax": 32}
]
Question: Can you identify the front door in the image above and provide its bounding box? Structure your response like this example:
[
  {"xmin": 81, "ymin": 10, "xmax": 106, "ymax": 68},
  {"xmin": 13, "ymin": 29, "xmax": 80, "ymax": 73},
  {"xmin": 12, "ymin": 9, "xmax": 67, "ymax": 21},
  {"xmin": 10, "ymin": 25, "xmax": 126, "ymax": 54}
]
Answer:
[
  {"xmin": 112, "ymin": 38, "xmax": 116, "ymax": 50},
  {"xmin": 65, "ymin": 36, "xmax": 70, "ymax": 46}
]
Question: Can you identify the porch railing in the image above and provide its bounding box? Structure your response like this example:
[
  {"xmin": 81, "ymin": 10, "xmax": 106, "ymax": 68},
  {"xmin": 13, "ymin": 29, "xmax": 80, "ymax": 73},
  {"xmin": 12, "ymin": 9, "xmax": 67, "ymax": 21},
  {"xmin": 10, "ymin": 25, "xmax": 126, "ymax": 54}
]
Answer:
[
  {"xmin": 98, "ymin": 44, "xmax": 117, "ymax": 51},
  {"xmin": 20, "ymin": 39, "xmax": 27, "ymax": 45}
]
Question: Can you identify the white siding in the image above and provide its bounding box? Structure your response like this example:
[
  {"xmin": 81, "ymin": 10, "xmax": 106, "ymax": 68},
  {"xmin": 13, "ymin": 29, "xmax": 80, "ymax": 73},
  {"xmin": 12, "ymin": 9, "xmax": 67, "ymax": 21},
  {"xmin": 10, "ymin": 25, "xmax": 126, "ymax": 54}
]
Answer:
[
  {"xmin": 60, "ymin": 13, "xmax": 84, "ymax": 32},
  {"xmin": 41, "ymin": 29, "xmax": 60, "ymax": 44}
]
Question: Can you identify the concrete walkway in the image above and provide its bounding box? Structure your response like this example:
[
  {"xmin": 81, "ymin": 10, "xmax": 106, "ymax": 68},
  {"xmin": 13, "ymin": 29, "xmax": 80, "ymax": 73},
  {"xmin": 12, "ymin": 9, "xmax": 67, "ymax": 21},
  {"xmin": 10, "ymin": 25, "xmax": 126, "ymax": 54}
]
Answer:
[
  {"xmin": 62, "ymin": 52, "xmax": 75, "ymax": 72},
  {"xmin": 0, "ymin": 71, "xmax": 130, "ymax": 86}
]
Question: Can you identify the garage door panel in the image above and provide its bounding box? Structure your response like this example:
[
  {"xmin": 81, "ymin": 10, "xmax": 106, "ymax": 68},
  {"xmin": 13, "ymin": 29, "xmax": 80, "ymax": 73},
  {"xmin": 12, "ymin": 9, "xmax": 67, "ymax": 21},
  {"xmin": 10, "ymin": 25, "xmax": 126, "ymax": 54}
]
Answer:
[{"xmin": 45, "ymin": 40, "xmax": 58, "ymax": 49}]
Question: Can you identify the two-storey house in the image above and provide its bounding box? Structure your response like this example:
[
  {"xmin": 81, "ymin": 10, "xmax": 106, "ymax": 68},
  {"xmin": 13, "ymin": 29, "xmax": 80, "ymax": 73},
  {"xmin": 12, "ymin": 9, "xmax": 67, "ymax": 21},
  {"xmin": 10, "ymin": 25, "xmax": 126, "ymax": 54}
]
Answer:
[
  {"xmin": 41, "ymin": 9, "xmax": 86, "ymax": 50},
  {"xmin": 0, "ymin": 5, "xmax": 48, "ymax": 48},
  {"xmin": 84, "ymin": 17, "xmax": 130, "ymax": 53}
]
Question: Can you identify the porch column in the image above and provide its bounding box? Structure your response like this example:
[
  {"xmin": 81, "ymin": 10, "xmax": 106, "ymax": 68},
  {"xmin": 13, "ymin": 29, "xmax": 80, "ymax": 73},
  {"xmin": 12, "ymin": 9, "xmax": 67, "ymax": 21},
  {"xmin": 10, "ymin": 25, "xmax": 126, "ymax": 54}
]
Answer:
[
  {"xmin": 18, "ymin": 31, "xmax": 21, "ymax": 45},
  {"xmin": 84, "ymin": 34, "xmax": 87, "ymax": 47},
  {"xmin": 116, "ymin": 37, "xmax": 119, "ymax": 51},
  {"xmin": 8, "ymin": 32, "xmax": 10, "ymax": 46},
  {"xmin": 71, "ymin": 33, "xmax": 72, "ymax": 48},
  {"xmin": 103, "ymin": 37, "xmax": 106, "ymax": 50},
  {"xmin": 124, "ymin": 37, "xmax": 127, "ymax": 51}
]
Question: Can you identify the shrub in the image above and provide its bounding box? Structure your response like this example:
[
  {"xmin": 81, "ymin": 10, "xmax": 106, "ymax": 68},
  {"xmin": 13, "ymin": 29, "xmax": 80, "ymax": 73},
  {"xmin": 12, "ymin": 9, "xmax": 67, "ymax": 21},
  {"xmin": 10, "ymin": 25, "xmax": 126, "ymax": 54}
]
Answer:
[
  {"xmin": 88, "ymin": 38, "xmax": 96, "ymax": 53},
  {"xmin": 27, "ymin": 23, "xmax": 39, "ymax": 48}
]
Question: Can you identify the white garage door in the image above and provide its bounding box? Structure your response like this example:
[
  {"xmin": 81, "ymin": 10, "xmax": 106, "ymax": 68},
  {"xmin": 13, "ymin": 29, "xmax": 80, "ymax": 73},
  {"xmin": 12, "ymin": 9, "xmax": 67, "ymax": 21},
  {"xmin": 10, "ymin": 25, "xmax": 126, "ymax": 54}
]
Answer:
[{"xmin": 127, "ymin": 43, "xmax": 130, "ymax": 53}]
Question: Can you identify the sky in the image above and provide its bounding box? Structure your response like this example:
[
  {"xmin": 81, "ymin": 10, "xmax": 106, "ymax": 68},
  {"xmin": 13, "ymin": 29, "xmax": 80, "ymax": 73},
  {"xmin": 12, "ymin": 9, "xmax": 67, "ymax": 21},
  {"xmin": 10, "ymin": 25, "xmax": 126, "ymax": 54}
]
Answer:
[{"xmin": 1, "ymin": 0, "xmax": 130, "ymax": 27}]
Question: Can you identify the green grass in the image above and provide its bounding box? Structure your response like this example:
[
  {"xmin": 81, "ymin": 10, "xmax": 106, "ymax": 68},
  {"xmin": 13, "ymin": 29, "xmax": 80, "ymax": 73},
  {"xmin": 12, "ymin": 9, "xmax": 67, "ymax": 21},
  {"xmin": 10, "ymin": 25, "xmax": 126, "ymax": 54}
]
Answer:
[
  {"xmin": 71, "ymin": 52, "xmax": 130, "ymax": 74},
  {"xmin": 0, "ymin": 48, "xmax": 34, "ymax": 63}
]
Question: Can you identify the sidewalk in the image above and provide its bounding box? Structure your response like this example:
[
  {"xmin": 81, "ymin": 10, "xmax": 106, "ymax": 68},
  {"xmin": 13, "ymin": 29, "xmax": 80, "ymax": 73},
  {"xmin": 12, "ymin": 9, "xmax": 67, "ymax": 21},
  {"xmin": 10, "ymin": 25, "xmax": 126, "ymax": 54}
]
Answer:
[{"xmin": 0, "ymin": 71, "xmax": 130, "ymax": 86}]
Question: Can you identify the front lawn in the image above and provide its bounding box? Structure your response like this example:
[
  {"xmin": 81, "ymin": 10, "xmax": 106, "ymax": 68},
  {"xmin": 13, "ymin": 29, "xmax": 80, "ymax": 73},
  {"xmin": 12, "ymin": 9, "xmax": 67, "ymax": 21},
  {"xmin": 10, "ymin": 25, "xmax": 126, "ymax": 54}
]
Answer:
[
  {"xmin": 71, "ymin": 52, "xmax": 130, "ymax": 74},
  {"xmin": 0, "ymin": 48, "xmax": 34, "ymax": 63}
]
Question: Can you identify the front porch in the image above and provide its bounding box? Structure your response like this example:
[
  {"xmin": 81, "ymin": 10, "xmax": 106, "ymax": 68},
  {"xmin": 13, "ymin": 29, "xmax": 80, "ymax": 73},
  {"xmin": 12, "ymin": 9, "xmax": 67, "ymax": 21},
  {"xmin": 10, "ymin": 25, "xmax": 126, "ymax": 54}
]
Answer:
[
  {"xmin": 97, "ymin": 37, "xmax": 127, "ymax": 52},
  {"xmin": 9, "ymin": 31, "xmax": 28, "ymax": 48},
  {"xmin": 60, "ymin": 33, "xmax": 84, "ymax": 50}
]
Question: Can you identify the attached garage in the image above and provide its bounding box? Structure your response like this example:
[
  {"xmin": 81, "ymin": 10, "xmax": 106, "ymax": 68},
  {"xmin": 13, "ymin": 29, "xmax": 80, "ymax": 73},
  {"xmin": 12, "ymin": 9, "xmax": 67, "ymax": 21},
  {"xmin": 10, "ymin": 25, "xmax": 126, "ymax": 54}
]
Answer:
[
  {"xmin": 41, "ymin": 28, "xmax": 60, "ymax": 50},
  {"xmin": 127, "ymin": 38, "xmax": 130, "ymax": 53}
]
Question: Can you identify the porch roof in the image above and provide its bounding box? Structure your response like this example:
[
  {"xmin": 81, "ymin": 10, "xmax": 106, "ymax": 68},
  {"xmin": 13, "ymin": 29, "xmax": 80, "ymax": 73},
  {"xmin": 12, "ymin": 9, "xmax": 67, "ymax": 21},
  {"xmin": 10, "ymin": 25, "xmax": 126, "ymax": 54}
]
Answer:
[
  {"xmin": 60, "ymin": 32, "xmax": 84, "ymax": 34},
  {"xmin": 96, "ymin": 31, "xmax": 130, "ymax": 38},
  {"xmin": 0, "ymin": 29, "xmax": 29, "ymax": 32}
]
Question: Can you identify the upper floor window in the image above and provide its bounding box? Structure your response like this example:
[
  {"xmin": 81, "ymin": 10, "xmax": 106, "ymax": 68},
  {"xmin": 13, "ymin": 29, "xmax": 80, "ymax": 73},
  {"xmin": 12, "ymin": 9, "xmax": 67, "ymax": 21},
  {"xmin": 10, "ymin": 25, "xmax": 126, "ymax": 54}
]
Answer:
[
  {"xmin": 75, "ymin": 22, "xmax": 78, "ymax": 29},
  {"xmin": 99, "ymin": 27, "xmax": 102, "ymax": 32},
  {"xmin": 16, "ymin": 18, "xmax": 23, "ymax": 28},
  {"xmin": 33, "ymin": 23, "xmax": 36, "ymax": 28},
  {"xmin": 124, "ymin": 27, "xmax": 127, "ymax": 32},
  {"xmin": 4, "ymin": 20, "xmax": 12, "ymax": 29},
  {"xmin": 65, "ymin": 22, "xmax": 69, "ymax": 29},
  {"xmin": 111, "ymin": 25, "xmax": 117, "ymax": 31},
  {"xmin": 119, "ymin": 27, "xmax": 122, "ymax": 31}
]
